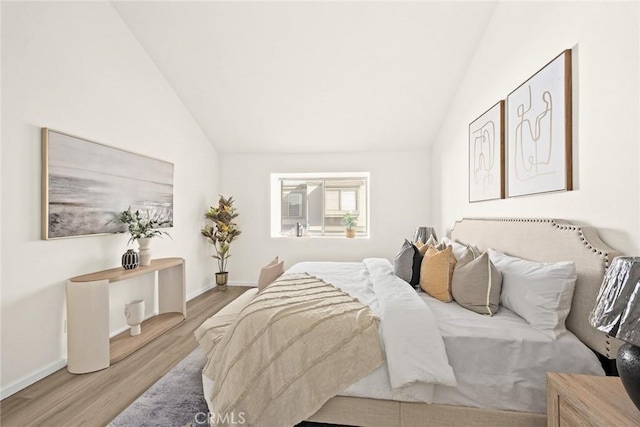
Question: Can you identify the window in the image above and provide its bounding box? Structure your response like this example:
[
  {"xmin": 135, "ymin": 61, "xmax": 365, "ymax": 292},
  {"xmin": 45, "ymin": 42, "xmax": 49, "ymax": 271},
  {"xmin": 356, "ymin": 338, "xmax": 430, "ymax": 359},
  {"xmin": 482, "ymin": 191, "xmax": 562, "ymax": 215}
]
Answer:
[
  {"xmin": 270, "ymin": 172, "xmax": 370, "ymax": 237},
  {"xmin": 283, "ymin": 191, "xmax": 303, "ymax": 218}
]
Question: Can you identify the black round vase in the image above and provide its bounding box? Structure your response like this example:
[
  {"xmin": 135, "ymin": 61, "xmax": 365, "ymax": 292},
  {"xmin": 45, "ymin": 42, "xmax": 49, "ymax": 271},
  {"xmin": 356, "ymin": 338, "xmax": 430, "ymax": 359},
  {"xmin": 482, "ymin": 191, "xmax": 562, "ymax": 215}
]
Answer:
[
  {"xmin": 122, "ymin": 249, "xmax": 140, "ymax": 270},
  {"xmin": 617, "ymin": 342, "xmax": 640, "ymax": 411}
]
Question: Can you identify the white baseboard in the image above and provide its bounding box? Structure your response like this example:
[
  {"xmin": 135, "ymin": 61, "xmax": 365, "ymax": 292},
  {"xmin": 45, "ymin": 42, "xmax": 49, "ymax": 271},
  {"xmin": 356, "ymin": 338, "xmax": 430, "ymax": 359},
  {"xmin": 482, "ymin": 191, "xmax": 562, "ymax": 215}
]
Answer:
[{"xmin": 0, "ymin": 358, "xmax": 67, "ymax": 400}]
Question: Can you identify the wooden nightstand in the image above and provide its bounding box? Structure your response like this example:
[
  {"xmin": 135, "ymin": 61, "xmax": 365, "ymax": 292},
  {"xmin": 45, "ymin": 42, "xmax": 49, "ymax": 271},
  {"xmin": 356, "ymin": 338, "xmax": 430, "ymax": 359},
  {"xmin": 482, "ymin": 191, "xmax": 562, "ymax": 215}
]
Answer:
[{"xmin": 547, "ymin": 372, "xmax": 640, "ymax": 426}]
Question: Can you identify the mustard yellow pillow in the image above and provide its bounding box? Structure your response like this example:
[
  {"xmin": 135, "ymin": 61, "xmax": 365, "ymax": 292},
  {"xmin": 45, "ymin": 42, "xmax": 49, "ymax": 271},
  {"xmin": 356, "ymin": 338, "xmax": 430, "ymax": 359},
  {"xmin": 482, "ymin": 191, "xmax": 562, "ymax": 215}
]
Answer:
[
  {"xmin": 415, "ymin": 240, "xmax": 428, "ymax": 255},
  {"xmin": 420, "ymin": 245, "xmax": 457, "ymax": 302},
  {"xmin": 415, "ymin": 237, "xmax": 446, "ymax": 255}
]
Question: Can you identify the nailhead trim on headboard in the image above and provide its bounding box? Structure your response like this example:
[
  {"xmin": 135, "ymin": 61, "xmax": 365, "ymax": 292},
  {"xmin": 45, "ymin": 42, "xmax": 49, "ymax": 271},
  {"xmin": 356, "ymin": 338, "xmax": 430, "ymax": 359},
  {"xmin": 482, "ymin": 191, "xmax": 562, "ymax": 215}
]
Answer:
[
  {"xmin": 459, "ymin": 217, "xmax": 613, "ymax": 268},
  {"xmin": 451, "ymin": 217, "xmax": 622, "ymax": 359}
]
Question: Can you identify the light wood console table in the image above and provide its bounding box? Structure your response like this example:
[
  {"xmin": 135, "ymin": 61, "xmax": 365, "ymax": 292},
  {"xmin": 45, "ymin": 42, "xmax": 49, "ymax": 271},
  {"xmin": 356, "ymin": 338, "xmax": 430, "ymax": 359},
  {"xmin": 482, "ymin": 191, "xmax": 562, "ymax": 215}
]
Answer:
[{"xmin": 66, "ymin": 257, "xmax": 186, "ymax": 374}]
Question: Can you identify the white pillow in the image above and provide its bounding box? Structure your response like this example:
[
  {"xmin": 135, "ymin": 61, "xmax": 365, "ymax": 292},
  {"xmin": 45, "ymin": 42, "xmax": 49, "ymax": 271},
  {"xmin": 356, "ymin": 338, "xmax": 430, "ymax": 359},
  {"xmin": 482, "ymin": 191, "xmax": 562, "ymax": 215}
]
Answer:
[
  {"xmin": 441, "ymin": 237, "xmax": 462, "ymax": 259},
  {"xmin": 442, "ymin": 237, "xmax": 479, "ymax": 261},
  {"xmin": 488, "ymin": 249, "xmax": 577, "ymax": 339}
]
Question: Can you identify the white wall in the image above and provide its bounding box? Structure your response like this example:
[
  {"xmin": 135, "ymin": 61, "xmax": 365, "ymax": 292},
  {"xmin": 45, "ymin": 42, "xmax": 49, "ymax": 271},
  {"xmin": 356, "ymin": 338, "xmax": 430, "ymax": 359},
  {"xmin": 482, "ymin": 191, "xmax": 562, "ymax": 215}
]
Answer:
[
  {"xmin": 431, "ymin": 1, "xmax": 639, "ymax": 256},
  {"xmin": 1, "ymin": 2, "xmax": 219, "ymax": 396},
  {"xmin": 219, "ymin": 151, "xmax": 430, "ymax": 282}
]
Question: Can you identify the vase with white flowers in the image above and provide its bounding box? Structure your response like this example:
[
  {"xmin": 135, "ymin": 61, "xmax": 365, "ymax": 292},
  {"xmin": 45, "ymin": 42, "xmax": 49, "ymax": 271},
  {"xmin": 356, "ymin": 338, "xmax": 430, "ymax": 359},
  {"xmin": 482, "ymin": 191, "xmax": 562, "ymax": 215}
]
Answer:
[
  {"xmin": 117, "ymin": 207, "xmax": 172, "ymax": 266},
  {"xmin": 201, "ymin": 195, "xmax": 241, "ymax": 291}
]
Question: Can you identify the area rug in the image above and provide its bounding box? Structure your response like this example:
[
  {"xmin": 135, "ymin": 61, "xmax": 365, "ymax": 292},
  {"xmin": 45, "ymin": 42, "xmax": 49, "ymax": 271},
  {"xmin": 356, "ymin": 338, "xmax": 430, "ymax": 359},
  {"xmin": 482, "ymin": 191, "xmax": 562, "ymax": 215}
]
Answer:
[
  {"xmin": 109, "ymin": 347, "xmax": 349, "ymax": 427},
  {"xmin": 109, "ymin": 347, "xmax": 209, "ymax": 427}
]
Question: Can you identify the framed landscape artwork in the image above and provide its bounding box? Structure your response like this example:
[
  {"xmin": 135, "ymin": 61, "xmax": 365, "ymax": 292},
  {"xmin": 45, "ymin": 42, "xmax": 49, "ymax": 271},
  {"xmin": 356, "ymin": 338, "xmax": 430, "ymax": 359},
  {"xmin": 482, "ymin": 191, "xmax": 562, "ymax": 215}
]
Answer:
[
  {"xmin": 506, "ymin": 49, "xmax": 572, "ymax": 198},
  {"xmin": 42, "ymin": 128, "xmax": 174, "ymax": 239},
  {"xmin": 468, "ymin": 100, "xmax": 505, "ymax": 202}
]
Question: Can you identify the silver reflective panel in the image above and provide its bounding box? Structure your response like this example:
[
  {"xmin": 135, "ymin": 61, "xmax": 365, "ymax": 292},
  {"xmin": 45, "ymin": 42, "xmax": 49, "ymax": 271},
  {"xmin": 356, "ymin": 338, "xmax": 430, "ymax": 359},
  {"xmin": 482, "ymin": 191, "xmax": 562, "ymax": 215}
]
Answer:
[{"xmin": 590, "ymin": 256, "xmax": 640, "ymax": 346}]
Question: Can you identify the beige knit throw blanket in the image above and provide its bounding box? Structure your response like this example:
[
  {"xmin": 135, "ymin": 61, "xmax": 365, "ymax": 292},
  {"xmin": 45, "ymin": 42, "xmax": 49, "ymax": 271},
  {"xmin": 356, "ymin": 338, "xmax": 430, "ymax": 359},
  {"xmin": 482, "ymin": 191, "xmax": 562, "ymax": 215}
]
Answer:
[{"xmin": 196, "ymin": 273, "xmax": 383, "ymax": 427}]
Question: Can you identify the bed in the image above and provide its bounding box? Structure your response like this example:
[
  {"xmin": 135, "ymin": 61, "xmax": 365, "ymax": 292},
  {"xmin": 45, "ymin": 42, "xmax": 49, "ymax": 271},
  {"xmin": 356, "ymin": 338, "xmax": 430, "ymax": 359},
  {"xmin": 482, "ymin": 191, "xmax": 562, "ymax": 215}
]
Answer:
[{"xmin": 196, "ymin": 218, "xmax": 624, "ymax": 427}]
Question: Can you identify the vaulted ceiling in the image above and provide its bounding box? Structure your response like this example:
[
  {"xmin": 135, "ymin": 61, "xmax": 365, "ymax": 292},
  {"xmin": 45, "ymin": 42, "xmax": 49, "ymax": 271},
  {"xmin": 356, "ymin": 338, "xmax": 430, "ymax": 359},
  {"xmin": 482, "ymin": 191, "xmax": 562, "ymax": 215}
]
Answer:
[{"xmin": 112, "ymin": 1, "xmax": 497, "ymax": 154}]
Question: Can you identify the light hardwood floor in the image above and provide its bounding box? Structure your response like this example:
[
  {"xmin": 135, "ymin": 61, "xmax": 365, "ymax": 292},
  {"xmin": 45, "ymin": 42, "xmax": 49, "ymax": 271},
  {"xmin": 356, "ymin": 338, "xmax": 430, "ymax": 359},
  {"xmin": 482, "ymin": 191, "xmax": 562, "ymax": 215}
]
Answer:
[{"xmin": 1, "ymin": 286, "xmax": 250, "ymax": 427}]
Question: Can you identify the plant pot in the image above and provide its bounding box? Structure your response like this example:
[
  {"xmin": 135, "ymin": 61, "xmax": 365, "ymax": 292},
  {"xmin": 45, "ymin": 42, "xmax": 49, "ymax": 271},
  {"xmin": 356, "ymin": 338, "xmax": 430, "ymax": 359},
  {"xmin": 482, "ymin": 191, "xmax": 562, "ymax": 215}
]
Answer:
[
  {"xmin": 346, "ymin": 229, "xmax": 356, "ymax": 238},
  {"xmin": 216, "ymin": 272, "xmax": 229, "ymax": 291},
  {"xmin": 137, "ymin": 238, "xmax": 152, "ymax": 266}
]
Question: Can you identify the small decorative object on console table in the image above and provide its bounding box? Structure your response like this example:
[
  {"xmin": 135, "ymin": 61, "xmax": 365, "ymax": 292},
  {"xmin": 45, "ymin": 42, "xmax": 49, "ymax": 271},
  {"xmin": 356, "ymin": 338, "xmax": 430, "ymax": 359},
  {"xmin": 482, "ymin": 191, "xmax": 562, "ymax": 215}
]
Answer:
[
  {"xmin": 137, "ymin": 238, "xmax": 152, "ymax": 266},
  {"xmin": 590, "ymin": 256, "xmax": 640, "ymax": 411},
  {"xmin": 116, "ymin": 207, "xmax": 172, "ymax": 266},
  {"xmin": 341, "ymin": 213, "xmax": 358, "ymax": 238},
  {"xmin": 124, "ymin": 299, "xmax": 145, "ymax": 336},
  {"xmin": 201, "ymin": 195, "xmax": 241, "ymax": 292},
  {"xmin": 121, "ymin": 249, "xmax": 139, "ymax": 270}
]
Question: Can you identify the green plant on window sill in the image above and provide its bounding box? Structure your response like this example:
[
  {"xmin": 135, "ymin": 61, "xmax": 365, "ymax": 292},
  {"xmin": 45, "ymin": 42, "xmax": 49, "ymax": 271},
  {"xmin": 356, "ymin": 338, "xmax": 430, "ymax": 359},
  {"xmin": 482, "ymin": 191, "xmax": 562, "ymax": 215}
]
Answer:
[{"xmin": 341, "ymin": 213, "xmax": 358, "ymax": 238}]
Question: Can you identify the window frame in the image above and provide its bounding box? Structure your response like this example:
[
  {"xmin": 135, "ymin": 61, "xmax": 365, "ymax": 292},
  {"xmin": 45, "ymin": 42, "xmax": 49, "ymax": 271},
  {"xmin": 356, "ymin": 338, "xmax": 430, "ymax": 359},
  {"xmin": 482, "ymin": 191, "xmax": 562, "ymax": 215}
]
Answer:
[{"xmin": 270, "ymin": 172, "xmax": 370, "ymax": 238}]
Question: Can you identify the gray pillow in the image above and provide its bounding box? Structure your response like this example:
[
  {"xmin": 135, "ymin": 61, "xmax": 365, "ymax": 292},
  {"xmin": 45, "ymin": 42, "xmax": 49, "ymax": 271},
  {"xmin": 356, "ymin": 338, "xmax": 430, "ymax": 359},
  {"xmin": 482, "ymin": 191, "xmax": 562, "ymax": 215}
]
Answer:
[
  {"xmin": 394, "ymin": 239, "xmax": 415, "ymax": 285},
  {"xmin": 452, "ymin": 251, "xmax": 502, "ymax": 316},
  {"xmin": 456, "ymin": 246, "xmax": 482, "ymax": 265}
]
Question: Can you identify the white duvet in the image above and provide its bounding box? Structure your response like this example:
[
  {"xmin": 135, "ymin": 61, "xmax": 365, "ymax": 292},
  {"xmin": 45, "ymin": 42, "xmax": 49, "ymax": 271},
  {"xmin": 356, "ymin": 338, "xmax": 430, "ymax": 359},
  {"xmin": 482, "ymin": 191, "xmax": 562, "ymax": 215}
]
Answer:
[
  {"xmin": 286, "ymin": 259, "xmax": 605, "ymax": 414},
  {"xmin": 288, "ymin": 258, "xmax": 456, "ymax": 403},
  {"xmin": 204, "ymin": 259, "xmax": 604, "ymax": 415}
]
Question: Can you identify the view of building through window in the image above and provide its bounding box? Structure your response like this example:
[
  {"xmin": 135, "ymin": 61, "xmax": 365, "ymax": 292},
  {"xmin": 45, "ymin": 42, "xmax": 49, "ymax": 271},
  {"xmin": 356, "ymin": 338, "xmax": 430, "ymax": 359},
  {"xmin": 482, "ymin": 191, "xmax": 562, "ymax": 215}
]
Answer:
[{"xmin": 273, "ymin": 173, "xmax": 369, "ymax": 237}]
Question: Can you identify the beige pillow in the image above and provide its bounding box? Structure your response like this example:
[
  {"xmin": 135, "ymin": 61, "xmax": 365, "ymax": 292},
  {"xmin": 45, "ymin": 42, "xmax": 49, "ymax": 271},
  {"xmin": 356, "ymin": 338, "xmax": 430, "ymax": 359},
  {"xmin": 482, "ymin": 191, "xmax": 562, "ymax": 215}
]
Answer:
[
  {"xmin": 258, "ymin": 257, "xmax": 284, "ymax": 292},
  {"xmin": 456, "ymin": 246, "xmax": 481, "ymax": 265},
  {"xmin": 420, "ymin": 246, "xmax": 457, "ymax": 302},
  {"xmin": 452, "ymin": 252, "xmax": 502, "ymax": 316}
]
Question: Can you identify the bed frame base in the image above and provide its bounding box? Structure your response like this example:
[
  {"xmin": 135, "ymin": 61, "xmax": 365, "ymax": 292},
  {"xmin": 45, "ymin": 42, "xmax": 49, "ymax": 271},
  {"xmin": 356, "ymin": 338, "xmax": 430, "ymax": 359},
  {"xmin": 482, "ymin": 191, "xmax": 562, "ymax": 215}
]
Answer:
[{"xmin": 307, "ymin": 396, "xmax": 546, "ymax": 427}]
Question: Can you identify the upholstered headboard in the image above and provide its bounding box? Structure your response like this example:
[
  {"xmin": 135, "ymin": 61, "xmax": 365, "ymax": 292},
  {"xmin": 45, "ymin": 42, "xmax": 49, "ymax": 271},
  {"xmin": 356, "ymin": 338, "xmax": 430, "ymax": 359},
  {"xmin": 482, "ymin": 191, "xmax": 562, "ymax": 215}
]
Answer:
[{"xmin": 450, "ymin": 218, "xmax": 623, "ymax": 359}]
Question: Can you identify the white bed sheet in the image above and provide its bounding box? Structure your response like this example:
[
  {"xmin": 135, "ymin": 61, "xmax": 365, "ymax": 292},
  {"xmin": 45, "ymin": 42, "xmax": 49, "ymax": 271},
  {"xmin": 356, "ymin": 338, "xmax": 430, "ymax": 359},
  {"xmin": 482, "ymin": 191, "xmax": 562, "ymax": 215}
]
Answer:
[
  {"xmin": 421, "ymin": 290, "xmax": 604, "ymax": 413},
  {"xmin": 285, "ymin": 261, "xmax": 605, "ymax": 414}
]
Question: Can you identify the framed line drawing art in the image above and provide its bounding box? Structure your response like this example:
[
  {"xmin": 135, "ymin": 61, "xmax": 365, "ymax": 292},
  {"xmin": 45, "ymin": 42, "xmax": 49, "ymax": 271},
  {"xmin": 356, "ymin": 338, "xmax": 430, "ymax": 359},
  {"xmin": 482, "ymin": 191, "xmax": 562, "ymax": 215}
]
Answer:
[
  {"xmin": 42, "ymin": 128, "xmax": 174, "ymax": 239},
  {"xmin": 469, "ymin": 100, "xmax": 505, "ymax": 202},
  {"xmin": 507, "ymin": 49, "xmax": 572, "ymax": 198}
]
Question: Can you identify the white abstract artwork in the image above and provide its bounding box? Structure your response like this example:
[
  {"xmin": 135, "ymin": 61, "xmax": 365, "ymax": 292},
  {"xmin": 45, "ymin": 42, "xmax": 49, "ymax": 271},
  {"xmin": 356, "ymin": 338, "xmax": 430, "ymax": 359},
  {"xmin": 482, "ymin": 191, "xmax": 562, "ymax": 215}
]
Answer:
[
  {"xmin": 507, "ymin": 50, "xmax": 572, "ymax": 197},
  {"xmin": 469, "ymin": 101, "xmax": 504, "ymax": 202}
]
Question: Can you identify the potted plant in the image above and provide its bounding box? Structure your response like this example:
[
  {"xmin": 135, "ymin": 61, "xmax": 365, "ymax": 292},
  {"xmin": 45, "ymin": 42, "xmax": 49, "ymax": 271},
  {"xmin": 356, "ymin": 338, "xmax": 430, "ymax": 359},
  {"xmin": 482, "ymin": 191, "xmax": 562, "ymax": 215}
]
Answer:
[
  {"xmin": 117, "ymin": 207, "xmax": 172, "ymax": 266},
  {"xmin": 341, "ymin": 213, "xmax": 358, "ymax": 238},
  {"xmin": 201, "ymin": 195, "xmax": 241, "ymax": 291}
]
